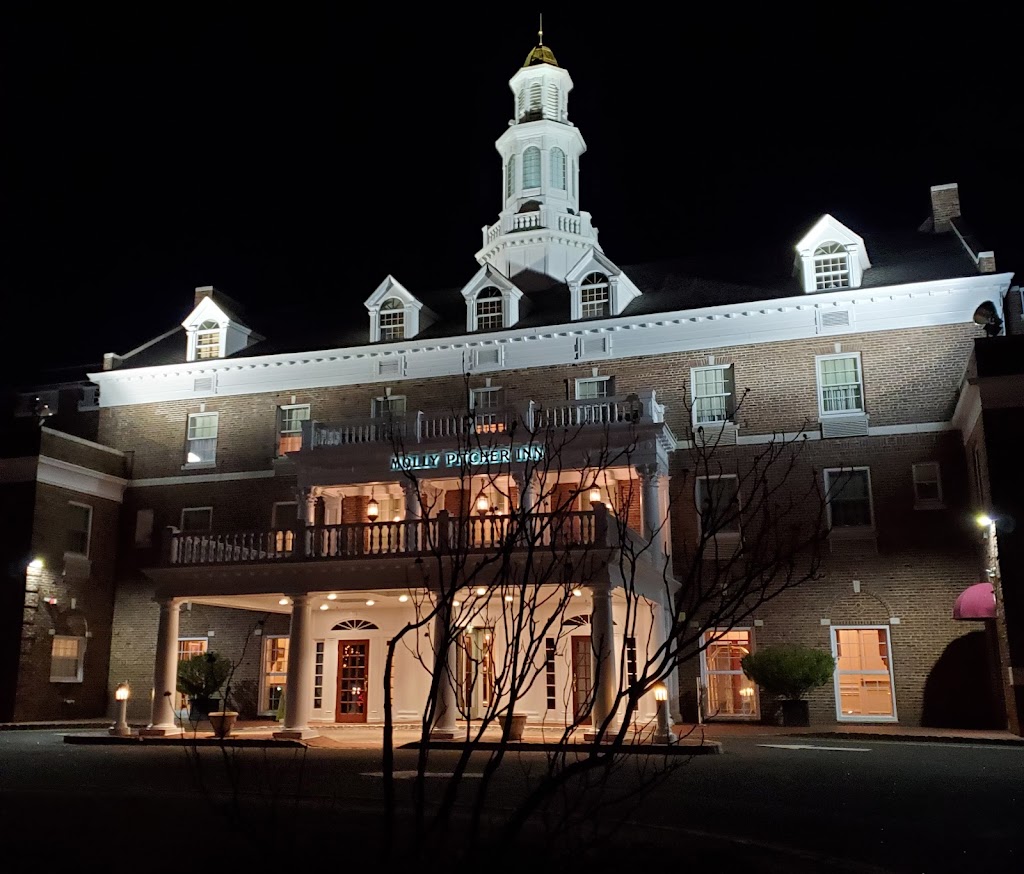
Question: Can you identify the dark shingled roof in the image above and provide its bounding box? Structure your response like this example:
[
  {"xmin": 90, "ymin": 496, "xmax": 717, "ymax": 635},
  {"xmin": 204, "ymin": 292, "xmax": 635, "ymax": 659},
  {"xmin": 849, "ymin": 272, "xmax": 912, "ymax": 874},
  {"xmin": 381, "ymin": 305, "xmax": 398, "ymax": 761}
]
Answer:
[{"xmin": 106, "ymin": 227, "xmax": 984, "ymax": 370}]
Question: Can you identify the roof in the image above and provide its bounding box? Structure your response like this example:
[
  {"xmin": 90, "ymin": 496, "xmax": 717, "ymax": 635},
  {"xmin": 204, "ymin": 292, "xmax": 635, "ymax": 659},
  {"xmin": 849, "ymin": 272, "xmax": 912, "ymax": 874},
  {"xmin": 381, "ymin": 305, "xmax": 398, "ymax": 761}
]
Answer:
[{"xmin": 103, "ymin": 226, "xmax": 986, "ymax": 370}]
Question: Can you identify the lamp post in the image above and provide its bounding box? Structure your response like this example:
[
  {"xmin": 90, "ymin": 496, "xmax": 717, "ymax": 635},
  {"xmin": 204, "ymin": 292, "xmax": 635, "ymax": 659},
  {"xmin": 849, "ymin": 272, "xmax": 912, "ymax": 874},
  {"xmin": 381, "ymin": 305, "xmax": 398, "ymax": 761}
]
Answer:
[
  {"xmin": 653, "ymin": 682, "xmax": 677, "ymax": 744},
  {"xmin": 110, "ymin": 682, "xmax": 131, "ymax": 737}
]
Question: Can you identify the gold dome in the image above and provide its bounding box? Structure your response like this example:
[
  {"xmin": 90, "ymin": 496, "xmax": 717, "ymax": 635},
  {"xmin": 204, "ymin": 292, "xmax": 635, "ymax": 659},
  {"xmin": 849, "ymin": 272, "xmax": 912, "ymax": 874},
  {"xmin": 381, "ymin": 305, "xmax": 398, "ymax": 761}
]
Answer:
[{"xmin": 523, "ymin": 42, "xmax": 558, "ymax": 67}]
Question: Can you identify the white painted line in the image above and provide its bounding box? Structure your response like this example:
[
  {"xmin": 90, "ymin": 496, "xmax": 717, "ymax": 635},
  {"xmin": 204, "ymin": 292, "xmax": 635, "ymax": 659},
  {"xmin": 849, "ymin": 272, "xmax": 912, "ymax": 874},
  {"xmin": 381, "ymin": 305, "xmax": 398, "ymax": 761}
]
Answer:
[
  {"xmin": 758, "ymin": 743, "xmax": 871, "ymax": 752},
  {"xmin": 361, "ymin": 771, "xmax": 484, "ymax": 779}
]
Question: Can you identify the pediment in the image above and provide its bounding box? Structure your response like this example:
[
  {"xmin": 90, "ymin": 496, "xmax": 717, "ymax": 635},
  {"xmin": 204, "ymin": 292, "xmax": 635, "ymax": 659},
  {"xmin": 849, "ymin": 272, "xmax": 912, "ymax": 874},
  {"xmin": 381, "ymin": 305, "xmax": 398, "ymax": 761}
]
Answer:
[
  {"xmin": 565, "ymin": 247, "xmax": 623, "ymax": 284},
  {"xmin": 459, "ymin": 264, "xmax": 523, "ymax": 301},
  {"xmin": 365, "ymin": 275, "xmax": 429, "ymax": 312},
  {"xmin": 182, "ymin": 295, "xmax": 235, "ymax": 331},
  {"xmin": 794, "ymin": 214, "xmax": 871, "ymax": 269}
]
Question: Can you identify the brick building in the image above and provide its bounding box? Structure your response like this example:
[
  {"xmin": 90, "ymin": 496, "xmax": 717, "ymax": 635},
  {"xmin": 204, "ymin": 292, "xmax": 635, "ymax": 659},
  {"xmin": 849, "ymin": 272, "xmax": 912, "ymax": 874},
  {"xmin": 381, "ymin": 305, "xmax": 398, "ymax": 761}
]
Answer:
[{"xmin": 2, "ymin": 36, "xmax": 1019, "ymax": 734}]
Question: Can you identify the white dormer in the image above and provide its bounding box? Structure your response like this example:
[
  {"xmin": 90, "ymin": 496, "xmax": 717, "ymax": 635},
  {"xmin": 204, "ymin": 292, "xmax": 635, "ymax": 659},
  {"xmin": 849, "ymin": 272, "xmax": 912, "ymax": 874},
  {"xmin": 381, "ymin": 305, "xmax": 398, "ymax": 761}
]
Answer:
[
  {"xmin": 565, "ymin": 249, "xmax": 641, "ymax": 320},
  {"xmin": 460, "ymin": 265, "xmax": 525, "ymax": 332},
  {"xmin": 794, "ymin": 215, "xmax": 872, "ymax": 293},
  {"xmin": 365, "ymin": 275, "xmax": 438, "ymax": 343},
  {"xmin": 182, "ymin": 287, "xmax": 254, "ymax": 362}
]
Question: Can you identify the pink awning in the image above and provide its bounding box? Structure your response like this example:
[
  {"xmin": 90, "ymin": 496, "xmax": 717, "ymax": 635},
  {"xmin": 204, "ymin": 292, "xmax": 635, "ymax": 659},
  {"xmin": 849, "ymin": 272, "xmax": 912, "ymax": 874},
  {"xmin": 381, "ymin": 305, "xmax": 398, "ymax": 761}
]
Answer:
[{"xmin": 953, "ymin": 582, "xmax": 996, "ymax": 620}]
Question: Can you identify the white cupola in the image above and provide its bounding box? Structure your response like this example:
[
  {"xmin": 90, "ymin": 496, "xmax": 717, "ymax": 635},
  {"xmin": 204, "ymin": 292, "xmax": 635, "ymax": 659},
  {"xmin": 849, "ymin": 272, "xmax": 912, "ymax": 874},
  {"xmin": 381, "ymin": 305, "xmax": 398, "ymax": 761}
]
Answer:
[{"xmin": 475, "ymin": 30, "xmax": 602, "ymax": 285}]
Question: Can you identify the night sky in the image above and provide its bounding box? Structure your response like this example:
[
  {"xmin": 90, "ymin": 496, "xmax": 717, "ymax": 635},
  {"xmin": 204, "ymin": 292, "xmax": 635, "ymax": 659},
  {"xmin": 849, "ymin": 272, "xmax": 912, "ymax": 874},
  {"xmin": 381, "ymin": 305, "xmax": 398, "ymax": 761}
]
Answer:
[{"xmin": 2, "ymin": 9, "xmax": 1022, "ymax": 383}]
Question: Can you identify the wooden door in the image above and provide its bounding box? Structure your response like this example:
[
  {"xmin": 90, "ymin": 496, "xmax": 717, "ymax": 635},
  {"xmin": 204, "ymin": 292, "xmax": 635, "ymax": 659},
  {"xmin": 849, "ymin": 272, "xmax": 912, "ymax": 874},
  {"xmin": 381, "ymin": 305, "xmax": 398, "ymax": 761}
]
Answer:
[
  {"xmin": 571, "ymin": 635, "xmax": 593, "ymax": 725},
  {"xmin": 336, "ymin": 640, "xmax": 369, "ymax": 723}
]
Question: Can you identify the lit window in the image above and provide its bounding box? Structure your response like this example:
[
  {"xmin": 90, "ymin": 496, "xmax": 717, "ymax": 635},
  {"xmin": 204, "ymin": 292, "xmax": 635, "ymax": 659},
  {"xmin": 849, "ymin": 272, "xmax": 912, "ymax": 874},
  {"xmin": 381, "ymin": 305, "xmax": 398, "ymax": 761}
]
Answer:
[
  {"xmin": 180, "ymin": 507, "xmax": 213, "ymax": 533},
  {"xmin": 814, "ymin": 242, "xmax": 850, "ymax": 290},
  {"xmin": 378, "ymin": 298, "xmax": 405, "ymax": 341},
  {"xmin": 50, "ymin": 635, "xmax": 86, "ymax": 683},
  {"xmin": 475, "ymin": 287, "xmax": 504, "ymax": 331},
  {"xmin": 506, "ymin": 155, "xmax": 516, "ymax": 199},
  {"xmin": 817, "ymin": 354, "xmax": 864, "ymax": 416},
  {"xmin": 696, "ymin": 475, "xmax": 741, "ymax": 536},
  {"xmin": 177, "ymin": 638, "xmax": 208, "ymax": 710},
  {"xmin": 66, "ymin": 502, "xmax": 92, "ymax": 557},
  {"xmin": 575, "ymin": 376, "xmax": 612, "ymax": 399},
  {"xmin": 263, "ymin": 636, "xmax": 289, "ymax": 714},
  {"xmin": 824, "ymin": 468, "xmax": 874, "ymax": 529},
  {"xmin": 551, "ymin": 148, "xmax": 566, "ymax": 190},
  {"xmin": 186, "ymin": 412, "xmax": 219, "ymax": 465},
  {"xmin": 832, "ymin": 626, "xmax": 896, "ymax": 721},
  {"xmin": 523, "ymin": 146, "xmax": 541, "ymax": 188},
  {"xmin": 471, "ymin": 386, "xmax": 505, "ymax": 432},
  {"xmin": 277, "ymin": 405, "xmax": 310, "ymax": 455},
  {"xmin": 692, "ymin": 365, "xmax": 735, "ymax": 425},
  {"xmin": 195, "ymin": 320, "xmax": 221, "ymax": 359},
  {"xmin": 580, "ymin": 273, "xmax": 610, "ymax": 319},
  {"xmin": 314, "ymin": 641, "xmax": 325, "ymax": 709},
  {"xmin": 912, "ymin": 462, "xmax": 943, "ymax": 509},
  {"xmin": 702, "ymin": 629, "xmax": 758, "ymax": 719},
  {"xmin": 372, "ymin": 395, "xmax": 406, "ymax": 418}
]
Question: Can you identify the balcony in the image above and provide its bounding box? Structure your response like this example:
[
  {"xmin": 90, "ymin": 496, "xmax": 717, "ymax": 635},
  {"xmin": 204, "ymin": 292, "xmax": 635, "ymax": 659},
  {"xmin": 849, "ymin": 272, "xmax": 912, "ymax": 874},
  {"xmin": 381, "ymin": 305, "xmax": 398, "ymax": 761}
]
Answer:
[
  {"xmin": 481, "ymin": 208, "xmax": 597, "ymax": 248},
  {"xmin": 304, "ymin": 391, "xmax": 670, "ymax": 450}
]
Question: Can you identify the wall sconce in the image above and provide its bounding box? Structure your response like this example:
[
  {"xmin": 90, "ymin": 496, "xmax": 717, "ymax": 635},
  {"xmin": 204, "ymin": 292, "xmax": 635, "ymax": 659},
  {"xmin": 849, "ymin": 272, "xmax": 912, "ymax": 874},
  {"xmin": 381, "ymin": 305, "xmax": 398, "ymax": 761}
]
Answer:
[
  {"xmin": 476, "ymin": 495, "xmax": 490, "ymax": 517},
  {"xmin": 367, "ymin": 492, "xmax": 379, "ymax": 523},
  {"xmin": 589, "ymin": 487, "xmax": 601, "ymax": 504},
  {"xmin": 28, "ymin": 558, "xmax": 44, "ymax": 571},
  {"xmin": 110, "ymin": 683, "xmax": 131, "ymax": 737}
]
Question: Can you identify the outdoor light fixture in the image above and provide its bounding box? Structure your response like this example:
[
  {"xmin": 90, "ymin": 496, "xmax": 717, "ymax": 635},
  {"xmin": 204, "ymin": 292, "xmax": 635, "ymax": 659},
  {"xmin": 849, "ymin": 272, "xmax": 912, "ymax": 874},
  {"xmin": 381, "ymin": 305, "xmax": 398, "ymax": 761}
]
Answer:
[
  {"xmin": 393, "ymin": 514, "xmax": 402, "ymax": 522},
  {"xmin": 367, "ymin": 493, "xmax": 379, "ymax": 523},
  {"xmin": 453, "ymin": 600, "xmax": 461, "ymax": 607},
  {"xmin": 319, "ymin": 604, "xmax": 329, "ymax": 611},
  {"xmin": 976, "ymin": 514, "xmax": 995, "ymax": 528},
  {"xmin": 398, "ymin": 594, "xmax": 409, "ymax": 603},
  {"xmin": 476, "ymin": 495, "xmax": 490, "ymax": 516},
  {"xmin": 365, "ymin": 599, "xmax": 375, "ymax": 606},
  {"xmin": 572, "ymin": 588, "xmax": 582, "ymax": 597},
  {"xmin": 652, "ymin": 682, "xmax": 677, "ymax": 744},
  {"xmin": 505, "ymin": 594, "xmax": 514, "ymax": 602},
  {"xmin": 327, "ymin": 593, "xmax": 337, "ymax": 600},
  {"xmin": 110, "ymin": 682, "xmax": 131, "ymax": 737},
  {"xmin": 589, "ymin": 487, "xmax": 601, "ymax": 504},
  {"xmin": 476, "ymin": 586, "xmax": 487, "ymax": 596},
  {"xmin": 278, "ymin": 597, "xmax": 290, "ymax": 606},
  {"xmin": 28, "ymin": 558, "xmax": 44, "ymax": 571}
]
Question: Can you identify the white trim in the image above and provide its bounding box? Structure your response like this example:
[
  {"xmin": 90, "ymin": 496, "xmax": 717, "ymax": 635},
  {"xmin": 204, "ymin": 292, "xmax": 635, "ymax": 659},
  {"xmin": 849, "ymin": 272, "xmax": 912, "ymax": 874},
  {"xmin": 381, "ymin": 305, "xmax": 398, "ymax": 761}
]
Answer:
[
  {"xmin": 911, "ymin": 461, "xmax": 944, "ymax": 509},
  {"xmin": 823, "ymin": 467, "xmax": 875, "ymax": 532},
  {"xmin": 66, "ymin": 501, "xmax": 93, "ymax": 558},
  {"xmin": 37, "ymin": 456, "xmax": 128, "ymax": 503},
  {"xmin": 180, "ymin": 506, "xmax": 214, "ymax": 532},
  {"xmin": 830, "ymin": 625, "xmax": 899, "ymax": 723},
  {"xmin": 574, "ymin": 375, "xmax": 612, "ymax": 399},
  {"xmin": 40, "ymin": 426, "xmax": 126, "ymax": 457},
  {"xmin": 699, "ymin": 627, "xmax": 760, "ymax": 721},
  {"xmin": 735, "ymin": 421, "xmax": 953, "ymax": 445},
  {"xmin": 129, "ymin": 469, "xmax": 277, "ymax": 488},
  {"xmin": 49, "ymin": 634, "xmax": 86, "ymax": 684},
  {"xmin": 815, "ymin": 352, "xmax": 864, "ymax": 418}
]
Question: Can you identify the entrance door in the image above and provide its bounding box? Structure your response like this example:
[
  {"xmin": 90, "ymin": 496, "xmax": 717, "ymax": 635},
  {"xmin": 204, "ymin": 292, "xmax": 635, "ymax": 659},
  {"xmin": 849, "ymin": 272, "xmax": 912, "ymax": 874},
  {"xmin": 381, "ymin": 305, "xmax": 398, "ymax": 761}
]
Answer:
[
  {"xmin": 336, "ymin": 640, "xmax": 369, "ymax": 723},
  {"xmin": 701, "ymin": 629, "xmax": 759, "ymax": 719},
  {"xmin": 571, "ymin": 636, "xmax": 592, "ymax": 725},
  {"xmin": 457, "ymin": 628, "xmax": 495, "ymax": 718}
]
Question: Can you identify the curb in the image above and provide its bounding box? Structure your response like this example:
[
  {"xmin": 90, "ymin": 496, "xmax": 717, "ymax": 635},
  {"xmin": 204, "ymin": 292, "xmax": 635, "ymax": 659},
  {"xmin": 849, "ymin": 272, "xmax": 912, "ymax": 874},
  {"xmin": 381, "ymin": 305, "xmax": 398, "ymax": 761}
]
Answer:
[
  {"xmin": 1, "ymin": 722, "xmax": 114, "ymax": 732},
  {"xmin": 62, "ymin": 733, "xmax": 306, "ymax": 748},
  {"xmin": 401, "ymin": 739, "xmax": 723, "ymax": 755},
  {"xmin": 794, "ymin": 731, "xmax": 1024, "ymax": 747}
]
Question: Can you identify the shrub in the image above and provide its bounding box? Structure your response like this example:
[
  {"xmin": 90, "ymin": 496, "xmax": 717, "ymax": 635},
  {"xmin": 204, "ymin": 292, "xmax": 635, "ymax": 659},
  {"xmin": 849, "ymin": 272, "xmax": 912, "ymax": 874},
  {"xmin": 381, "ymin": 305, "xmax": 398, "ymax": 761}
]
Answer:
[
  {"xmin": 176, "ymin": 651, "xmax": 231, "ymax": 701},
  {"xmin": 740, "ymin": 645, "xmax": 835, "ymax": 700}
]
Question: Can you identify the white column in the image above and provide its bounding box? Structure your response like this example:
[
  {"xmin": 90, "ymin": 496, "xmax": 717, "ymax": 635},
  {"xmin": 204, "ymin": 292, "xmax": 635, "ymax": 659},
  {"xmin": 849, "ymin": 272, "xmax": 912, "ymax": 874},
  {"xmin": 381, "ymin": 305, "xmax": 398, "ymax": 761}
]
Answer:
[
  {"xmin": 141, "ymin": 597, "xmax": 181, "ymax": 736},
  {"xmin": 637, "ymin": 464, "xmax": 670, "ymax": 561},
  {"xmin": 648, "ymin": 597, "xmax": 681, "ymax": 726},
  {"xmin": 588, "ymin": 581, "xmax": 618, "ymax": 739},
  {"xmin": 273, "ymin": 594, "xmax": 318, "ymax": 740},
  {"xmin": 513, "ymin": 472, "xmax": 537, "ymax": 513},
  {"xmin": 430, "ymin": 602, "xmax": 458, "ymax": 739},
  {"xmin": 402, "ymin": 481, "xmax": 421, "ymax": 551}
]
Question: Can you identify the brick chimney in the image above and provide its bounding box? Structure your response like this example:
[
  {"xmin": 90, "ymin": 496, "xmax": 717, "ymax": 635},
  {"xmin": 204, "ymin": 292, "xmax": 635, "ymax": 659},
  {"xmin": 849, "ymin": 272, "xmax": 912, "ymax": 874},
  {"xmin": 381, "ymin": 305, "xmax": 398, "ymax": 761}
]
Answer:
[
  {"xmin": 929, "ymin": 183, "xmax": 961, "ymax": 233},
  {"xmin": 194, "ymin": 285, "xmax": 218, "ymax": 308}
]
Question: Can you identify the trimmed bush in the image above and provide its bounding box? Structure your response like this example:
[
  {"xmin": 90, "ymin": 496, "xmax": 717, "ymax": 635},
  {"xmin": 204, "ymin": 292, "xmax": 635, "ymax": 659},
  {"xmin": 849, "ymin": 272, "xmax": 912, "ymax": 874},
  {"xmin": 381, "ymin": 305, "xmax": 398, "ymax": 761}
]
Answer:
[{"xmin": 740, "ymin": 645, "xmax": 835, "ymax": 700}]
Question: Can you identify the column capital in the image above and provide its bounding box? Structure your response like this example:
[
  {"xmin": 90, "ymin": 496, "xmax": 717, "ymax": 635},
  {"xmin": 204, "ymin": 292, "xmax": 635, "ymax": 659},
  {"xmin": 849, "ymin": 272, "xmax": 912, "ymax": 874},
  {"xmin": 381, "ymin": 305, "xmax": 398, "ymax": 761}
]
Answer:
[
  {"xmin": 155, "ymin": 596, "xmax": 181, "ymax": 610},
  {"xmin": 635, "ymin": 462, "xmax": 668, "ymax": 484},
  {"xmin": 290, "ymin": 593, "xmax": 311, "ymax": 608}
]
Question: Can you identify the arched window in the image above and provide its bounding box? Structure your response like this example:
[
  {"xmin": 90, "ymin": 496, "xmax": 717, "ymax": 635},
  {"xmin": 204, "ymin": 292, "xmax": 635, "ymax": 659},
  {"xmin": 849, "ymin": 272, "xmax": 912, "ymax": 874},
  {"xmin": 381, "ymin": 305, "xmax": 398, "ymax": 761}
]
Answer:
[
  {"xmin": 379, "ymin": 298, "xmax": 405, "ymax": 341},
  {"xmin": 580, "ymin": 273, "xmax": 610, "ymax": 319},
  {"xmin": 523, "ymin": 147, "xmax": 541, "ymax": 189},
  {"xmin": 551, "ymin": 148, "xmax": 566, "ymax": 190},
  {"xmin": 195, "ymin": 320, "xmax": 221, "ymax": 359},
  {"xmin": 506, "ymin": 155, "xmax": 516, "ymax": 200},
  {"xmin": 332, "ymin": 619, "xmax": 379, "ymax": 631},
  {"xmin": 814, "ymin": 242, "xmax": 850, "ymax": 290},
  {"xmin": 475, "ymin": 287, "xmax": 504, "ymax": 331}
]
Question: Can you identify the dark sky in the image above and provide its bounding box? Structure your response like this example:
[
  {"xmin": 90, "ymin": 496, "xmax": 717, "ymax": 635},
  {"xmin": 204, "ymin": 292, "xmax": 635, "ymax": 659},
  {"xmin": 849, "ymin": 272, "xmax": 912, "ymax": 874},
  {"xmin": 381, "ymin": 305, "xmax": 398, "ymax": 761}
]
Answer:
[{"xmin": 2, "ymin": 8, "xmax": 1022, "ymax": 383}]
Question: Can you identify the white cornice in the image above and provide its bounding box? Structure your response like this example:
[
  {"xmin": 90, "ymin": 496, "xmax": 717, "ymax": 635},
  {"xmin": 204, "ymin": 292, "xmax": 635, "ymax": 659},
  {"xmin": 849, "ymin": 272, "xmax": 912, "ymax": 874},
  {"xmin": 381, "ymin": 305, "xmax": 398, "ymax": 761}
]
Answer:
[
  {"xmin": 88, "ymin": 272, "xmax": 1013, "ymax": 408},
  {"xmin": 129, "ymin": 469, "xmax": 278, "ymax": 488},
  {"xmin": 37, "ymin": 456, "xmax": 128, "ymax": 503},
  {"xmin": 41, "ymin": 426, "xmax": 126, "ymax": 457}
]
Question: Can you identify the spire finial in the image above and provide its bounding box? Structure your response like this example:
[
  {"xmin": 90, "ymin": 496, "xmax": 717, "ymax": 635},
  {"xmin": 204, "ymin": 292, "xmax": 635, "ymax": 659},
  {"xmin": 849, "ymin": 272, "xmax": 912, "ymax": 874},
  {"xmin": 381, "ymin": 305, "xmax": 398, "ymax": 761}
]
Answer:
[{"xmin": 538, "ymin": 13, "xmax": 543, "ymax": 46}]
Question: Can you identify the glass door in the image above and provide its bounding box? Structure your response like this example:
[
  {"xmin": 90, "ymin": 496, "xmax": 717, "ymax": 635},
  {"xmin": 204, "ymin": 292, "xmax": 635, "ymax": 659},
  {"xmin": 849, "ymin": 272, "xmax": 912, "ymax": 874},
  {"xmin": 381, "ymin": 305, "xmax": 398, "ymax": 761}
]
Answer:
[
  {"xmin": 262, "ymin": 636, "xmax": 288, "ymax": 716},
  {"xmin": 831, "ymin": 626, "xmax": 898, "ymax": 722},
  {"xmin": 336, "ymin": 640, "xmax": 370, "ymax": 723},
  {"xmin": 457, "ymin": 628, "xmax": 495, "ymax": 719},
  {"xmin": 701, "ymin": 629, "xmax": 758, "ymax": 719},
  {"xmin": 571, "ymin": 636, "xmax": 592, "ymax": 725}
]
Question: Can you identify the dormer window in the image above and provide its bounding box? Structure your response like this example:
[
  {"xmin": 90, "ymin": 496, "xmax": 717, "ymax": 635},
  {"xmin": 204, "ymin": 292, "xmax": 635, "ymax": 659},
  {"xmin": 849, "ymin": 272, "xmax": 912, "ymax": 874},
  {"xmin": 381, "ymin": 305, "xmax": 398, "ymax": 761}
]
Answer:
[
  {"xmin": 195, "ymin": 320, "xmax": 222, "ymax": 359},
  {"xmin": 580, "ymin": 273, "xmax": 610, "ymax": 319},
  {"xmin": 379, "ymin": 298, "xmax": 405, "ymax": 341},
  {"xmin": 475, "ymin": 288, "xmax": 504, "ymax": 331},
  {"xmin": 814, "ymin": 243, "xmax": 850, "ymax": 290},
  {"xmin": 523, "ymin": 146, "xmax": 541, "ymax": 189}
]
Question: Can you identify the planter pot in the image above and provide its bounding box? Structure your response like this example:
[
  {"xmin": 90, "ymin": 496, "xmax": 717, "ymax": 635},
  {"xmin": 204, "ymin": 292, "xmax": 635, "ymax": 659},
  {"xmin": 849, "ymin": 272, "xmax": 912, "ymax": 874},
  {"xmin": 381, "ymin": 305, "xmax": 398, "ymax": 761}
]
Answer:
[
  {"xmin": 498, "ymin": 713, "xmax": 528, "ymax": 741},
  {"xmin": 780, "ymin": 700, "xmax": 810, "ymax": 727},
  {"xmin": 208, "ymin": 711, "xmax": 239, "ymax": 738}
]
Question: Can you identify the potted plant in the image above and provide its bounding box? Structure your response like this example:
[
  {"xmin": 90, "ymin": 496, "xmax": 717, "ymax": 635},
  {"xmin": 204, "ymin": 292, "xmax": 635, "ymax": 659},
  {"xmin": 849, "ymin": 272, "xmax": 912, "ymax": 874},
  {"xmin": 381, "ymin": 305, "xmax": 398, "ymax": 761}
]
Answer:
[
  {"xmin": 740, "ymin": 645, "xmax": 835, "ymax": 727},
  {"xmin": 177, "ymin": 651, "xmax": 231, "ymax": 722},
  {"xmin": 498, "ymin": 711, "xmax": 528, "ymax": 741}
]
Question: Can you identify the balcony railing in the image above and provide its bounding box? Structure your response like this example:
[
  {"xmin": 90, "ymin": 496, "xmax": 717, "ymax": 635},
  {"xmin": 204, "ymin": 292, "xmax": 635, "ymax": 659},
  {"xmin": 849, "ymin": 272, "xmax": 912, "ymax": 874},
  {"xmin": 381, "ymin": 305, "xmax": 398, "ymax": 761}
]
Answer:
[
  {"xmin": 480, "ymin": 208, "xmax": 598, "ymax": 248},
  {"xmin": 165, "ymin": 509, "xmax": 604, "ymax": 567},
  {"xmin": 303, "ymin": 391, "xmax": 667, "ymax": 450}
]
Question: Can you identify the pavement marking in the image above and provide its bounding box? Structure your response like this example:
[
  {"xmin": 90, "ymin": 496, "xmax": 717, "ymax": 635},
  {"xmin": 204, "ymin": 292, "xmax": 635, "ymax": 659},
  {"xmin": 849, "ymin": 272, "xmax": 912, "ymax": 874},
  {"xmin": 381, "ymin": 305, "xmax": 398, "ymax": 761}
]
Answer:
[
  {"xmin": 360, "ymin": 771, "xmax": 484, "ymax": 780},
  {"xmin": 758, "ymin": 743, "xmax": 872, "ymax": 752}
]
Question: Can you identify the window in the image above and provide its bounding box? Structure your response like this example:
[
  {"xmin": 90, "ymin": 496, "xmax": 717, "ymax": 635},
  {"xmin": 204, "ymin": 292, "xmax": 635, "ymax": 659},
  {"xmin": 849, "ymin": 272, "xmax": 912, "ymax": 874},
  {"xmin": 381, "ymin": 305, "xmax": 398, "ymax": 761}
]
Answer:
[
  {"xmin": 378, "ymin": 298, "xmax": 405, "ymax": 341},
  {"xmin": 523, "ymin": 146, "xmax": 541, "ymax": 188},
  {"xmin": 475, "ymin": 287, "xmax": 504, "ymax": 331},
  {"xmin": 824, "ymin": 468, "xmax": 874, "ymax": 529},
  {"xmin": 186, "ymin": 412, "xmax": 219, "ymax": 465},
  {"xmin": 277, "ymin": 404, "xmax": 310, "ymax": 455},
  {"xmin": 691, "ymin": 365, "xmax": 735, "ymax": 425},
  {"xmin": 831, "ymin": 626, "xmax": 897, "ymax": 721},
  {"xmin": 575, "ymin": 376, "xmax": 612, "ymax": 400},
  {"xmin": 816, "ymin": 354, "xmax": 864, "ymax": 416},
  {"xmin": 551, "ymin": 147, "xmax": 566, "ymax": 190},
  {"xmin": 50, "ymin": 635, "xmax": 86, "ymax": 683},
  {"xmin": 262, "ymin": 636, "xmax": 289, "ymax": 714},
  {"xmin": 580, "ymin": 273, "xmax": 610, "ymax": 319},
  {"xmin": 814, "ymin": 242, "xmax": 850, "ymax": 290},
  {"xmin": 545, "ymin": 638, "xmax": 556, "ymax": 710},
  {"xmin": 701, "ymin": 629, "xmax": 758, "ymax": 719},
  {"xmin": 180, "ymin": 507, "xmax": 213, "ymax": 533},
  {"xmin": 505, "ymin": 155, "xmax": 516, "ymax": 199},
  {"xmin": 314, "ymin": 641, "xmax": 325, "ymax": 709},
  {"xmin": 195, "ymin": 320, "xmax": 221, "ymax": 359},
  {"xmin": 695, "ymin": 475, "xmax": 741, "ymax": 537},
  {"xmin": 625, "ymin": 637, "xmax": 638, "ymax": 688},
  {"xmin": 66, "ymin": 502, "xmax": 92, "ymax": 557},
  {"xmin": 177, "ymin": 638, "xmax": 208, "ymax": 709},
  {"xmin": 471, "ymin": 386, "xmax": 505, "ymax": 432},
  {"xmin": 372, "ymin": 395, "xmax": 406, "ymax": 417},
  {"xmin": 912, "ymin": 462, "xmax": 943, "ymax": 509}
]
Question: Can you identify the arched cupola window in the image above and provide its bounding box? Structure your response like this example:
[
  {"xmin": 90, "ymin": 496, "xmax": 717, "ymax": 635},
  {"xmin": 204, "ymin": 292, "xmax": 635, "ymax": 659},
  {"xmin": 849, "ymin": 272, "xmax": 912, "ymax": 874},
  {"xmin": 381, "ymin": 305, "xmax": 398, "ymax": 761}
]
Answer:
[
  {"xmin": 814, "ymin": 242, "xmax": 850, "ymax": 290},
  {"xmin": 475, "ymin": 287, "xmax": 504, "ymax": 331},
  {"xmin": 551, "ymin": 148, "xmax": 566, "ymax": 190},
  {"xmin": 195, "ymin": 320, "xmax": 222, "ymax": 359},
  {"xmin": 523, "ymin": 147, "xmax": 541, "ymax": 189},
  {"xmin": 379, "ymin": 298, "xmax": 405, "ymax": 341},
  {"xmin": 506, "ymin": 155, "xmax": 516, "ymax": 200},
  {"xmin": 580, "ymin": 273, "xmax": 610, "ymax": 319}
]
